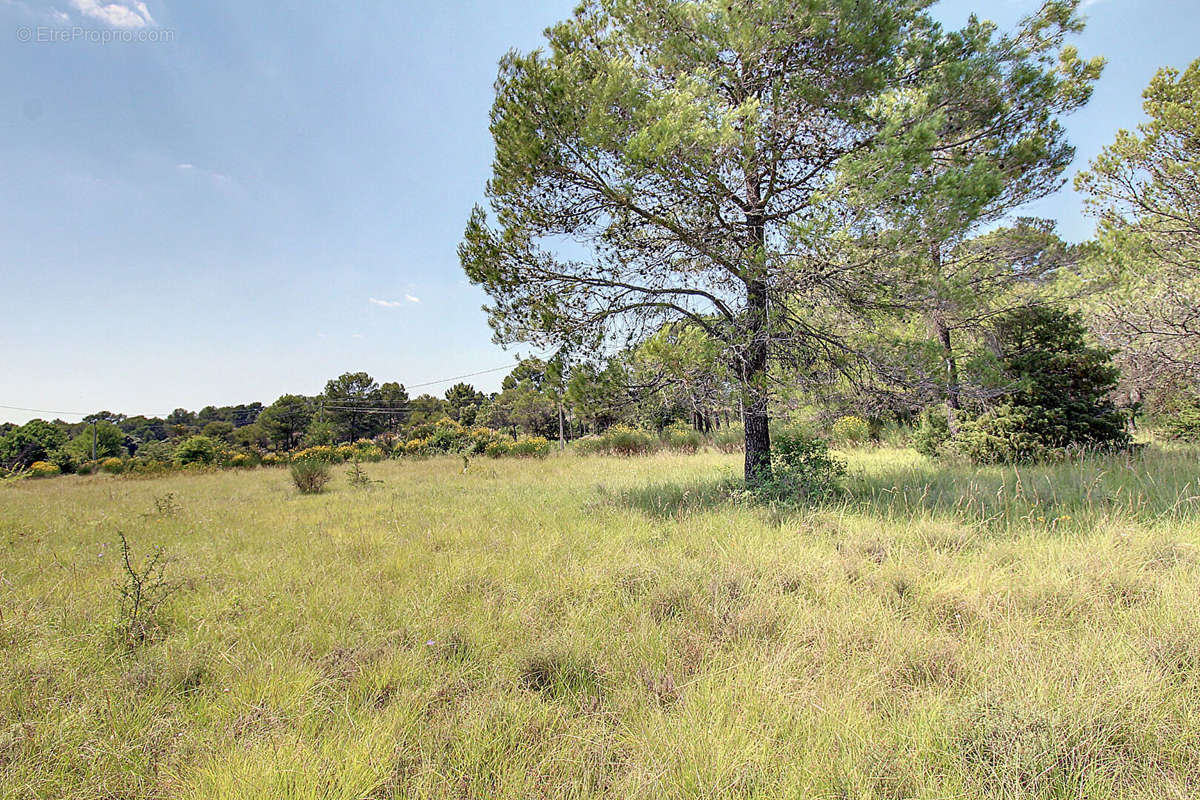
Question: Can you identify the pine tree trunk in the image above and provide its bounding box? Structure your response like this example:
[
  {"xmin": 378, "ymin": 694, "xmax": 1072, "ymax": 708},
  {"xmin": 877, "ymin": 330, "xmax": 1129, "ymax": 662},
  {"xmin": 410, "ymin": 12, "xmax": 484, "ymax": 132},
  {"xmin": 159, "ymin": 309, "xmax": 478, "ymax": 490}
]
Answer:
[
  {"xmin": 936, "ymin": 319, "xmax": 961, "ymax": 433},
  {"xmin": 743, "ymin": 277, "xmax": 771, "ymax": 483}
]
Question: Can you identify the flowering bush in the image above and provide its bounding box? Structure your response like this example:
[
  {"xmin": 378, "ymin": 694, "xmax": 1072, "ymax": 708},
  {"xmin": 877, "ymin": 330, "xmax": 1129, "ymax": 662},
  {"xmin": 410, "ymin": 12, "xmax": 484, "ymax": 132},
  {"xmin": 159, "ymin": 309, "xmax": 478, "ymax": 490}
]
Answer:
[
  {"xmin": 101, "ymin": 457, "xmax": 125, "ymax": 474},
  {"xmin": 508, "ymin": 435, "xmax": 551, "ymax": 458},
  {"xmin": 483, "ymin": 438, "xmax": 512, "ymax": 458},
  {"xmin": 293, "ymin": 445, "xmax": 339, "ymax": 464},
  {"xmin": 229, "ymin": 453, "xmax": 254, "ymax": 468},
  {"xmin": 29, "ymin": 460, "xmax": 60, "ymax": 478}
]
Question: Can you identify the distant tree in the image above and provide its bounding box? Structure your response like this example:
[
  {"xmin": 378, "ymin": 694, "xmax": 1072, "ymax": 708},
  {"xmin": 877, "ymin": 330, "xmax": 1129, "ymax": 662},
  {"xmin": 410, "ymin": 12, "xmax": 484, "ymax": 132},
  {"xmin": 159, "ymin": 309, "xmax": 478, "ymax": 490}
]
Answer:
[
  {"xmin": 406, "ymin": 394, "xmax": 449, "ymax": 427},
  {"xmin": 0, "ymin": 419, "xmax": 67, "ymax": 470},
  {"xmin": 1075, "ymin": 58, "xmax": 1200, "ymax": 392},
  {"xmin": 444, "ymin": 383, "xmax": 485, "ymax": 425},
  {"xmin": 121, "ymin": 416, "xmax": 168, "ymax": 442},
  {"xmin": 201, "ymin": 421, "xmax": 235, "ymax": 443},
  {"xmin": 64, "ymin": 421, "xmax": 125, "ymax": 461},
  {"xmin": 259, "ymin": 394, "xmax": 314, "ymax": 450},
  {"xmin": 233, "ymin": 422, "xmax": 270, "ymax": 450},
  {"xmin": 322, "ymin": 372, "xmax": 383, "ymax": 441},
  {"xmin": 501, "ymin": 359, "xmax": 547, "ymax": 392},
  {"xmin": 377, "ymin": 382, "xmax": 410, "ymax": 432},
  {"xmin": 565, "ymin": 360, "xmax": 627, "ymax": 435}
]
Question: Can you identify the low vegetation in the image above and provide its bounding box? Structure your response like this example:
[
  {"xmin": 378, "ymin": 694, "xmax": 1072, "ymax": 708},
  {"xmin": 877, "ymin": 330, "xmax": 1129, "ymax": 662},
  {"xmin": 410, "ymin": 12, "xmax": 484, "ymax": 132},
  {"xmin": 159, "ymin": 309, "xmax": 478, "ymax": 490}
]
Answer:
[{"xmin": 3, "ymin": 445, "xmax": 1199, "ymax": 798}]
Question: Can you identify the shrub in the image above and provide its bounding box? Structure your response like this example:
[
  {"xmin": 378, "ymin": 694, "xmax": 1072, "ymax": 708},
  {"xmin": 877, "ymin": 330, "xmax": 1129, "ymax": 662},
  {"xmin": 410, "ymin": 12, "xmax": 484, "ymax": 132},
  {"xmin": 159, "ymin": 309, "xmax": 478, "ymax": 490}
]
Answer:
[
  {"xmin": 261, "ymin": 453, "xmax": 285, "ymax": 467},
  {"xmin": 29, "ymin": 461, "xmax": 60, "ymax": 478},
  {"xmin": 399, "ymin": 438, "xmax": 431, "ymax": 457},
  {"xmin": 229, "ymin": 453, "xmax": 253, "ymax": 469},
  {"xmin": 135, "ymin": 440, "xmax": 175, "ymax": 463},
  {"xmin": 47, "ymin": 447, "xmax": 77, "ymax": 474},
  {"xmin": 352, "ymin": 441, "xmax": 386, "ymax": 462},
  {"xmin": 576, "ymin": 425, "xmax": 659, "ymax": 456},
  {"xmin": 100, "ymin": 457, "xmax": 125, "ymax": 474},
  {"xmin": 429, "ymin": 419, "xmax": 471, "ymax": 452},
  {"xmin": 509, "ymin": 435, "xmax": 551, "ymax": 458},
  {"xmin": 292, "ymin": 445, "xmax": 339, "ymax": 463},
  {"xmin": 661, "ymin": 422, "xmax": 704, "ymax": 453},
  {"xmin": 913, "ymin": 407, "xmax": 952, "ymax": 458},
  {"xmin": 126, "ymin": 458, "xmax": 171, "ymax": 476},
  {"xmin": 1159, "ymin": 399, "xmax": 1200, "ymax": 443},
  {"xmin": 831, "ymin": 415, "xmax": 870, "ymax": 445},
  {"xmin": 114, "ymin": 530, "xmax": 179, "ymax": 648},
  {"xmin": 484, "ymin": 439, "xmax": 512, "ymax": 458},
  {"xmin": 174, "ymin": 436, "xmax": 219, "ymax": 466},
  {"xmin": 290, "ymin": 459, "xmax": 331, "ymax": 494},
  {"xmin": 754, "ymin": 430, "xmax": 846, "ymax": 503},
  {"xmin": 571, "ymin": 435, "xmax": 607, "ymax": 456}
]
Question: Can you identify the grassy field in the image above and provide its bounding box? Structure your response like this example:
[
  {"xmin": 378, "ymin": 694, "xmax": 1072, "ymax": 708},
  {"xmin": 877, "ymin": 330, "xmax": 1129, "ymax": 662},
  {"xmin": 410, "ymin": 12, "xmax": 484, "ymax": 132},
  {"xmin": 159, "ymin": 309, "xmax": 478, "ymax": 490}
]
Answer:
[{"xmin": 2, "ymin": 447, "xmax": 1200, "ymax": 799}]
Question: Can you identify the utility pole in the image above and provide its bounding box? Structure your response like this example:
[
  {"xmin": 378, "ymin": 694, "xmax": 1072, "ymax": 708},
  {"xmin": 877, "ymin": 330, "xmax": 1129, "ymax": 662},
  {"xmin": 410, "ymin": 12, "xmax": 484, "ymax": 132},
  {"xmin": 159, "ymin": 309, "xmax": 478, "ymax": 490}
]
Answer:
[{"xmin": 91, "ymin": 421, "xmax": 97, "ymax": 461}]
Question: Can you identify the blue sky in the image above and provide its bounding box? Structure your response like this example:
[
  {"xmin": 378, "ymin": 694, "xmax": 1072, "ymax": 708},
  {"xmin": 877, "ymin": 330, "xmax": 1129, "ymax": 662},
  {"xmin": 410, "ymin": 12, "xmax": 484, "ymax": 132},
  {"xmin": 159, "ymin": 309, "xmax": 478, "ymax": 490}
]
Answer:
[{"xmin": 1, "ymin": 0, "xmax": 1196, "ymax": 424}]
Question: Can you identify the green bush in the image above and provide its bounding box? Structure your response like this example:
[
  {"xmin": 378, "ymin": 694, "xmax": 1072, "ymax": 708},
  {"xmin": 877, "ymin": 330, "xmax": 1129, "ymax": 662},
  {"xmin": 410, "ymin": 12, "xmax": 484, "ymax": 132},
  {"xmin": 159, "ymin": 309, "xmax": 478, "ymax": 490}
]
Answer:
[
  {"xmin": 134, "ymin": 440, "xmax": 175, "ymax": 463},
  {"xmin": 1159, "ymin": 400, "xmax": 1200, "ymax": 443},
  {"xmin": 830, "ymin": 415, "xmax": 870, "ymax": 445},
  {"xmin": 100, "ymin": 457, "xmax": 125, "ymax": 474},
  {"xmin": 290, "ymin": 460, "xmax": 331, "ymax": 494},
  {"xmin": 661, "ymin": 423, "xmax": 704, "ymax": 453},
  {"xmin": 913, "ymin": 407, "xmax": 951, "ymax": 458},
  {"xmin": 229, "ymin": 453, "xmax": 254, "ymax": 468},
  {"xmin": 174, "ymin": 436, "xmax": 219, "ymax": 466},
  {"xmin": 754, "ymin": 430, "xmax": 846, "ymax": 503}
]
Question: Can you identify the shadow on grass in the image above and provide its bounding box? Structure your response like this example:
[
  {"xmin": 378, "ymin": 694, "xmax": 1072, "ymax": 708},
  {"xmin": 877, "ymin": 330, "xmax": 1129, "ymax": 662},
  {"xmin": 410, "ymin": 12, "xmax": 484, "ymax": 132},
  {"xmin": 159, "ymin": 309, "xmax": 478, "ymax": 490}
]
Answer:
[{"xmin": 609, "ymin": 446, "xmax": 1200, "ymax": 530}]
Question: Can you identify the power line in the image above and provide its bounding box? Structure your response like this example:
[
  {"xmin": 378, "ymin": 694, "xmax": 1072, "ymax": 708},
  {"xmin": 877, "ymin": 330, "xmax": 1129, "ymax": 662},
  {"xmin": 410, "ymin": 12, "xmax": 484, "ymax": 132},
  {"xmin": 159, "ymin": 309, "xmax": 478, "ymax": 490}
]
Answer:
[{"xmin": 0, "ymin": 404, "xmax": 93, "ymax": 418}]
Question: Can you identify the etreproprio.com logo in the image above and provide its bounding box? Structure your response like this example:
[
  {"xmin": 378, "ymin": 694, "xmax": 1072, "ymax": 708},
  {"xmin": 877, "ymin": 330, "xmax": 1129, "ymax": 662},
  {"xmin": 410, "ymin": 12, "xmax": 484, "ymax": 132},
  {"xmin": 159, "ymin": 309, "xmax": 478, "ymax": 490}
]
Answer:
[{"xmin": 16, "ymin": 26, "xmax": 176, "ymax": 43}]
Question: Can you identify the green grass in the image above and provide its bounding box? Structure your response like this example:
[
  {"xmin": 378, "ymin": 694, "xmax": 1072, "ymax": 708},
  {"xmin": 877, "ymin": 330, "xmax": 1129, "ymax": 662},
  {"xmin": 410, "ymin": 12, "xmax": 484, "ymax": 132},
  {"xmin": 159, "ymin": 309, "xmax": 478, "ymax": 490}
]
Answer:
[{"xmin": 2, "ymin": 447, "xmax": 1199, "ymax": 798}]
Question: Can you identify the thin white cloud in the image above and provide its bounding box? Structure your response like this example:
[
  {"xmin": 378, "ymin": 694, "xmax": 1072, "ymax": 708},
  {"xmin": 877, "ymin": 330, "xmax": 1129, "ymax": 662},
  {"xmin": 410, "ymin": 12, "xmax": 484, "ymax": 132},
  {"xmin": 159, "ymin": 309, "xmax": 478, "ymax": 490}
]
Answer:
[
  {"xmin": 69, "ymin": 0, "xmax": 154, "ymax": 28},
  {"xmin": 352, "ymin": 333, "xmax": 364, "ymax": 339},
  {"xmin": 176, "ymin": 163, "xmax": 193, "ymax": 170},
  {"xmin": 369, "ymin": 295, "xmax": 419, "ymax": 308}
]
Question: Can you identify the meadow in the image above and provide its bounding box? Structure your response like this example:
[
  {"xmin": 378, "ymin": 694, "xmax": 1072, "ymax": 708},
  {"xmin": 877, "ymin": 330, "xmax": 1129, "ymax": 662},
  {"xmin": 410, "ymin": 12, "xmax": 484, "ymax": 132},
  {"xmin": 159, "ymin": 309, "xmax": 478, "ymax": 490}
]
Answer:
[{"xmin": 2, "ymin": 446, "xmax": 1199, "ymax": 799}]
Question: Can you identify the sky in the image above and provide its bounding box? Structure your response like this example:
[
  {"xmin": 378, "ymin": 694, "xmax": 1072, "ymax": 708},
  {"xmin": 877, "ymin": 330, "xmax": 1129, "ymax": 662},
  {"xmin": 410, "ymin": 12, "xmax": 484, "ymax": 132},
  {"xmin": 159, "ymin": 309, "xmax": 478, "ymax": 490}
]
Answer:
[{"xmin": 1, "ymin": 0, "xmax": 1197, "ymax": 425}]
